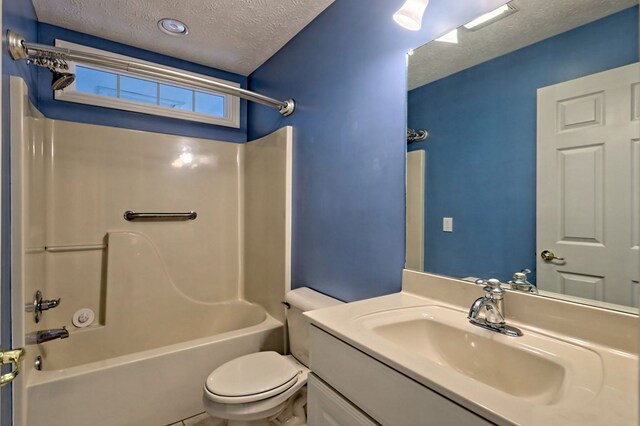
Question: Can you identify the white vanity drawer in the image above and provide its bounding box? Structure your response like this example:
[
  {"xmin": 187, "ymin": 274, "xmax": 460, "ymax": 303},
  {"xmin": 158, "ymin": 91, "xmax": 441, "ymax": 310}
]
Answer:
[
  {"xmin": 310, "ymin": 326, "xmax": 492, "ymax": 426},
  {"xmin": 308, "ymin": 373, "xmax": 379, "ymax": 426}
]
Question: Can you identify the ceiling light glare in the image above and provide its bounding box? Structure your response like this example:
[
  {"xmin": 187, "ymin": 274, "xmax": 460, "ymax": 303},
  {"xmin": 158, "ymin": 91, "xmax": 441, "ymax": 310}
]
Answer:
[
  {"xmin": 393, "ymin": 0, "xmax": 430, "ymax": 31},
  {"xmin": 435, "ymin": 28, "xmax": 458, "ymax": 44},
  {"xmin": 463, "ymin": 4, "xmax": 515, "ymax": 30},
  {"xmin": 158, "ymin": 18, "xmax": 189, "ymax": 36}
]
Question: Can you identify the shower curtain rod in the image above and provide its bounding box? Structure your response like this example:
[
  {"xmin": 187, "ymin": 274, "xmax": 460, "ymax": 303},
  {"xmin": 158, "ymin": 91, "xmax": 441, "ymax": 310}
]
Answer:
[{"xmin": 6, "ymin": 30, "xmax": 295, "ymax": 116}]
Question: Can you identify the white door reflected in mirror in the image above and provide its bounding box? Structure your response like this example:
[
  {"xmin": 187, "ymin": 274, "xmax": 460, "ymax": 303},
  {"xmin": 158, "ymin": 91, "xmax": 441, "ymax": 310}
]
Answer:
[{"xmin": 537, "ymin": 63, "xmax": 640, "ymax": 307}]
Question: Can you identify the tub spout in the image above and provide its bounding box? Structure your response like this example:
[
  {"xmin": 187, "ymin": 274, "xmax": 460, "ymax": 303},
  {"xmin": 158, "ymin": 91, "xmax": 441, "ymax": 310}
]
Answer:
[{"xmin": 26, "ymin": 327, "xmax": 69, "ymax": 344}]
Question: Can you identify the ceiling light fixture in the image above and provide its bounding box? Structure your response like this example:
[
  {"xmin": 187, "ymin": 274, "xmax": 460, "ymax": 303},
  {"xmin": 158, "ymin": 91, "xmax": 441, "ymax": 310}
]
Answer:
[
  {"xmin": 435, "ymin": 28, "xmax": 458, "ymax": 44},
  {"xmin": 393, "ymin": 0, "xmax": 430, "ymax": 31},
  {"xmin": 463, "ymin": 3, "xmax": 518, "ymax": 31},
  {"xmin": 158, "ymin": 18, "xmax": 189, "ymax": 36}
]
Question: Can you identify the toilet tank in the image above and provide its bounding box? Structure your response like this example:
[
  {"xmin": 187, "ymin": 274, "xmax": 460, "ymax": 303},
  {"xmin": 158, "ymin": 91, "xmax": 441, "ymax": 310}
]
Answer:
[{"xmin": 285, "ymin": 287, "xmax": 342, "ymax": 367}]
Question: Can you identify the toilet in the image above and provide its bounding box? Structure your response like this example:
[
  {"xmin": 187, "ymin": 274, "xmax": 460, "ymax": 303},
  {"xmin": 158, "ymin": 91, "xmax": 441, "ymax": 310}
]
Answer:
[{"xmin": 203, "ymin": 287, "xmax": 342, "ymax": 426}]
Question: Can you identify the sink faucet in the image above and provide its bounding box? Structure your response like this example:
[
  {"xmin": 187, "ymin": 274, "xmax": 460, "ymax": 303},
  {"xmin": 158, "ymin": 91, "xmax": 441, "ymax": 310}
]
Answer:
[
  {"xmin": 508, "ymin": 269, "xmax": 538, "ymax": 294},
  {"xmin": 26, "ymin": 327, "xmax": 70, "ymax": 344},
  {"xmin": 468, "ymin": 279, "xmax": 522, "ymax": 337}
]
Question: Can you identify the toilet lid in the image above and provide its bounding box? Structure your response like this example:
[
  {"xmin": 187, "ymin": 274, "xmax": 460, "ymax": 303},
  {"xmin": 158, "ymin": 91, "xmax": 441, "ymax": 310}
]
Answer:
[{"xmin": 205, "ymin": 352, "xmax": 299, "ymax": 402}]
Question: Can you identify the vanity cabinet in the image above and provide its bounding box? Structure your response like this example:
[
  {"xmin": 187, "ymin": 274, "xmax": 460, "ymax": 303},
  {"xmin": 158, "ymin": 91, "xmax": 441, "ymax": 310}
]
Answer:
[
  {"xmin": 308, "ymin": 326, "xmax": 491, "ymax": 426},
  {"xmin": 308, "ymin": 373, "xmax": 379, "ymax": 426}
]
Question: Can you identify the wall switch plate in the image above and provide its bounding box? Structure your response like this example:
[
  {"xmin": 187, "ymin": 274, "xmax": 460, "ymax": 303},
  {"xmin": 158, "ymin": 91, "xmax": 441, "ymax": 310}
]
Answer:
[{"xmin": 443, "ymin": 217, "xmax": 453, "ymax": 232}]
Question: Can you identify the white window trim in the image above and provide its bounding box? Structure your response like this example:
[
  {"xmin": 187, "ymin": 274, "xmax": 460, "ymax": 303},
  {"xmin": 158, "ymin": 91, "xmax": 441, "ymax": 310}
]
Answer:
[{"xmin": 54, "ymin": 40, "xmax": 241, "ymax": 128}]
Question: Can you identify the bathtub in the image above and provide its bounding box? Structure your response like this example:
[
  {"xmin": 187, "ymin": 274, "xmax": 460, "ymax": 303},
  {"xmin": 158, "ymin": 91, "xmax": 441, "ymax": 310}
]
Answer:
[
  {"xmin": 21, "ymin": 232, "xmax": 284, "ymax": 425},
  {"xmin": 25, "ymin": 303, "xmax": 283, "ymax": 426}
]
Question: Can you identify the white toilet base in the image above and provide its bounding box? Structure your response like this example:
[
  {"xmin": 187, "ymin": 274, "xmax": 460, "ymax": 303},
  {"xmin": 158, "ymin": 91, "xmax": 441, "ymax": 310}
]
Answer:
[
  {"xmin": 227, "ymin": 421, "xmax": 270, "ymax": 426},
  {"xmin": 205, "ymin": 387, "xmax": 306, "ymax": 424},
  {"xmin": 270, "ymin": 387, "xmax": 306, "ymax": 426},
  {"xmin": 205, "ymin": 386, "xmax": 307, "ymax": 426}
]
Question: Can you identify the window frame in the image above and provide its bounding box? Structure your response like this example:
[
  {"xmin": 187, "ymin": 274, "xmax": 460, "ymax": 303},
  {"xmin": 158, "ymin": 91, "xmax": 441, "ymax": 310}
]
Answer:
[{"xmin": 54, "ymin": 40, "xmax": 241, "ymax": 128}]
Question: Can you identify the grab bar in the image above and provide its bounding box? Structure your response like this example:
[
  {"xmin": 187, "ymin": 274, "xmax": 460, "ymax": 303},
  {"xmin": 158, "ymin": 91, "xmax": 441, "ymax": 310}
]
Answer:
[
  {"xmin": 46, "ymin": 244, "xmax": 107, "ymax": 252},
  {"xmin": 123, "ymin": 211, "xmax": 197, "ymax": 221}
]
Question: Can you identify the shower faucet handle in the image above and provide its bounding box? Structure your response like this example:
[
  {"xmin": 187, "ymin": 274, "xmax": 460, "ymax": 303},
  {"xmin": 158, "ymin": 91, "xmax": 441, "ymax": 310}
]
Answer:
[
  {"xmin": 25, "ymin": 290, "xmax": 61, "ymax": 323},
  {"xmin": 40, "ymin": 298, "xmax": 61, "ymax": 311}
]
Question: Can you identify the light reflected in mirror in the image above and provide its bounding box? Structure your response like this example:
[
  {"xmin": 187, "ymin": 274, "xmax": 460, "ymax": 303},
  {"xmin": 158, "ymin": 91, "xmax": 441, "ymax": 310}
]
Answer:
[{"xmin": 406, "ymin": 0, "xmax": 639, "ymax": 312}]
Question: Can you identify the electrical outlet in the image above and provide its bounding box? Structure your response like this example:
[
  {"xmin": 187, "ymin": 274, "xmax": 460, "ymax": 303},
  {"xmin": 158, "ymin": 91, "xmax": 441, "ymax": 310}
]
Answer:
[{"xmin": 443, "ymin": 217, "xmax": 453, "ymax": 232}]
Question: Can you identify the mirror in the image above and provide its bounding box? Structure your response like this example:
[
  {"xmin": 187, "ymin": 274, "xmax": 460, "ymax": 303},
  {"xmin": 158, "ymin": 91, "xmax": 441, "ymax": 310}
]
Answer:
[{"xmin": 406, "ymin": 0, "xmax": 639, "ymax": 312}]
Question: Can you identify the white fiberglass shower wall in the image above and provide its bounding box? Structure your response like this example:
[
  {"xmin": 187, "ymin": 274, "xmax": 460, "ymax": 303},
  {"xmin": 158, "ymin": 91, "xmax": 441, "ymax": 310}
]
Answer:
[{"xmin": 10, "ymin": 77, "xmax": 292, "ymax": 426}]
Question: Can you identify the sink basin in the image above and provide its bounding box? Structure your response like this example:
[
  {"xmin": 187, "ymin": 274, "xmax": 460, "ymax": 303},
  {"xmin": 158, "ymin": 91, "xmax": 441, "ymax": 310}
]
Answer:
[{"xmin": 355, "ymin": 305, "xmax": 603, "ymax": 406}]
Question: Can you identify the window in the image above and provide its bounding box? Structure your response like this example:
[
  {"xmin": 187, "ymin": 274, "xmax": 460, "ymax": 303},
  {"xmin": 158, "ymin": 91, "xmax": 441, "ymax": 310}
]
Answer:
[{"xmin": 54, "ymin": 40, "xmax": 240, "ymax": 128}]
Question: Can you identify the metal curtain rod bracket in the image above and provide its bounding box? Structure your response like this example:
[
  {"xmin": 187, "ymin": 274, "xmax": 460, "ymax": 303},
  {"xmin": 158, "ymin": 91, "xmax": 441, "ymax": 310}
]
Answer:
[
  {"xmin": 123, "ymin": 211, "xmax": 197, "ymax": 221},
  {"xmin": 407, "ymin": 128, "xmax": 428, "ymax": 143},
  {"xmin": 7, "ymin": 30, "xmax": 295, "ymax": 116}
]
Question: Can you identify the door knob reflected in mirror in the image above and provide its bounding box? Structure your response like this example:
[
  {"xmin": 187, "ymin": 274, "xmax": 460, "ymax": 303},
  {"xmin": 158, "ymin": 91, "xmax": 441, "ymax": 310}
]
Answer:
[{"xmin": 541, "ymin": 250, "xmax": 565, "ymax": 262}]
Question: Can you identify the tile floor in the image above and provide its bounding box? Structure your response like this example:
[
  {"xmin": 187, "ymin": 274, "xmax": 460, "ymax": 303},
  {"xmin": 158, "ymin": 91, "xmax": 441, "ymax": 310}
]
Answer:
[{"xmin": 168, "ymin": 412, "xmax": 224, "ymax": 426}]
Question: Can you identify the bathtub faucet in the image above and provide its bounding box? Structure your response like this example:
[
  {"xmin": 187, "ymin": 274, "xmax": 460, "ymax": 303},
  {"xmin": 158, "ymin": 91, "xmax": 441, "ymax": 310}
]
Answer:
[{"xmin": 26, "ymin": 327, "xmax": 69, "ymax": 344}]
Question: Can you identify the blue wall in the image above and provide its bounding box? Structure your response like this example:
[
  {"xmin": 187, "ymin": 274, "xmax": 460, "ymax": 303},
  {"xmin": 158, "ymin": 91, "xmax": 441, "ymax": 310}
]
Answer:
[
  {"xmin": 249, "ymin": 0, "xmax": 507, "ymax": 302},
  {"xmin": 2, "ymin": 13, "xmax": 254, "ymax": 426},
  {"xmin": 2, "ymin": 0, "xmax": 38, "ymax": 423},
  {"xmin": 408, "ymin": 7, "xmax": 639, "ymax": 283},
  {"xmin": 37, "ymin": 23, "xmax": 248, "ymax": 143}
]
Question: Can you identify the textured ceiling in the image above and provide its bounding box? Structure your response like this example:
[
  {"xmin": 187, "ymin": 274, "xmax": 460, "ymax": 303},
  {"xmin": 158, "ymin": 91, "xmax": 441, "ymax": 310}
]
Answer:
[
  {"xmin": 409, "ymin": 0, "xmax": 637, "ymax": 90},
  {"xmin": 32, "ymin": 0, "xmax": 334, "ymax": 76}
]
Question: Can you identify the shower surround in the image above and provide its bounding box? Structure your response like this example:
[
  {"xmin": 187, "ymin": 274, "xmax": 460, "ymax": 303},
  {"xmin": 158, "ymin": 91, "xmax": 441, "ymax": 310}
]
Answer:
[{"xmin": 10, "ymin": 77, "xmax": 292, "ymax": 425}]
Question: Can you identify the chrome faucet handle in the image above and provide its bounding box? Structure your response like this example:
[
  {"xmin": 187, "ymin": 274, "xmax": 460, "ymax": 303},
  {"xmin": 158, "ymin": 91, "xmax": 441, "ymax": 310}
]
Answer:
[
  {"xmin": 484, "ymin": 278, "xmax": 504, "ymax": 297},
  {"xmin": 509, "ymin": 270, "xmax": 538, "ymax": 294},
  {"xmin": 475, "ymin": 278, "xmax": 501, "ymax": 288},
  {"xmin": 25, "ymin": 290, "xmax": 61, "ymax": 323},
  {"xmin": 486, "ymin": 278, "xmax": 501, "ymax": 288},
  {"xmin": 40, "ymin": 298, "xmax": 60, "ymax": 311},
  {"xmin": 511, "ymin": 269, "xmax": 531, "ymax": 283}
]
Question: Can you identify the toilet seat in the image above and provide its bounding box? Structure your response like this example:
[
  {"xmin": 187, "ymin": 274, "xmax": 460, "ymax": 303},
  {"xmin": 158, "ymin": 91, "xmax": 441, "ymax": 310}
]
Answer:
[
  {"xmin": 205, "ymin": 352, "xmax": 301, "ymax": 404},
  {"xmin": 203, "ymin": 355, "xmax": 310, "ymax": 422}
]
